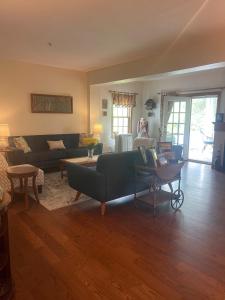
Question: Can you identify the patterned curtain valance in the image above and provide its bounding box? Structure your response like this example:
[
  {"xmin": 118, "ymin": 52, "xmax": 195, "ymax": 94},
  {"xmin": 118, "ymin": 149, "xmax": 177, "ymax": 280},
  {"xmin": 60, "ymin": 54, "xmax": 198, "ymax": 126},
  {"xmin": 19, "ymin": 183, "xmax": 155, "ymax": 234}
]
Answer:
[{"xmin": 110, "ymin": 91, "xmax": 137, "ymax": 108}]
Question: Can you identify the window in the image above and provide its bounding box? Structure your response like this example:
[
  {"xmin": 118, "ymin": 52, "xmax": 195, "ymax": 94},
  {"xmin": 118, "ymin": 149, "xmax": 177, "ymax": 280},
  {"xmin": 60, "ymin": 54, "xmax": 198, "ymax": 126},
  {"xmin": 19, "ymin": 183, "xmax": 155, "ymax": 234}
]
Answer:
[{"xmin": 112, "ymin": 105, "xmax": 132, "ymax": 135}]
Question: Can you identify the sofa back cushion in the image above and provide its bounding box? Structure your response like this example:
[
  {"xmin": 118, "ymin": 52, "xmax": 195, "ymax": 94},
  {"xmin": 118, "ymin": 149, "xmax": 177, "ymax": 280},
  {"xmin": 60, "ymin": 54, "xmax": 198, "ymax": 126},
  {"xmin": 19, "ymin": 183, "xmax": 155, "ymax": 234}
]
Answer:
[
  {"xmin": 9, "ymin": 134, "xmax": 80, "ymax": 152},
  {"xmin": 96, "ymin": 150, "xmax": 144, "ymax": 200}
]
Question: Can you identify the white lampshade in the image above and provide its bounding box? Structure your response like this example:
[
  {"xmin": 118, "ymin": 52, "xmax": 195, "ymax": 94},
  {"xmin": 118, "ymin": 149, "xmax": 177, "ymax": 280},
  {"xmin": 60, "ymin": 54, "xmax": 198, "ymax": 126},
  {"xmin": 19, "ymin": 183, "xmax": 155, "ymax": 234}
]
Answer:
[
  {"xmin": 0, "ymin": 124, "xmax": 10, "ymax": 148},
  {"xmin": 0, "ymin": 124, "xmax": 10, "ymax": 137}
]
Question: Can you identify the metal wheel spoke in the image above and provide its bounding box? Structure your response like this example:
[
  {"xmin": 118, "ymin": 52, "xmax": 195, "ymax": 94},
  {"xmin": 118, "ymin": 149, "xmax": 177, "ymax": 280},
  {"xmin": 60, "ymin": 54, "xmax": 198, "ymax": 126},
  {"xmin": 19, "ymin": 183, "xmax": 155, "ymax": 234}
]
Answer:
[{"xmin": 171, "ymin": 189, "xmax": 184, "ymax": 210}]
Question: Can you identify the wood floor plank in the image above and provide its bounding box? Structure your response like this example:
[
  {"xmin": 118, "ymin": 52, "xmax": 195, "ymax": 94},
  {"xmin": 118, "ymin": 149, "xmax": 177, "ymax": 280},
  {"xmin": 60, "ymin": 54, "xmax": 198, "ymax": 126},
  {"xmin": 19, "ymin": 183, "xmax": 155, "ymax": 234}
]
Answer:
[{"xmin": 8, "ymin": 162, "xmax": 225, "ymax": 299}]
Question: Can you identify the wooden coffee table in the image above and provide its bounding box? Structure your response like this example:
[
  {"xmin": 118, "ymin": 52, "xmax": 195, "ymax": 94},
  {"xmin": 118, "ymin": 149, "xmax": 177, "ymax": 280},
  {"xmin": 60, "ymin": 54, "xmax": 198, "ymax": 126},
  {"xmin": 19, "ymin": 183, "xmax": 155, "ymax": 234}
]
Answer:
[{"xmin": 60, "ymin": 155, "xmax": 99, "ymax": 179}]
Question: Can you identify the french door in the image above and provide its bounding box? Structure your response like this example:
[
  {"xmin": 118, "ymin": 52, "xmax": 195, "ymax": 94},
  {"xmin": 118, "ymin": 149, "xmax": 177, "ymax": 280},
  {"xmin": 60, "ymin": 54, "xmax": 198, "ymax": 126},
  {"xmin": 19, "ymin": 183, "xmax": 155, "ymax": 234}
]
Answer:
[{"xmin": 163, "ymin": 96, "xmax": 191, "ymax": 159}]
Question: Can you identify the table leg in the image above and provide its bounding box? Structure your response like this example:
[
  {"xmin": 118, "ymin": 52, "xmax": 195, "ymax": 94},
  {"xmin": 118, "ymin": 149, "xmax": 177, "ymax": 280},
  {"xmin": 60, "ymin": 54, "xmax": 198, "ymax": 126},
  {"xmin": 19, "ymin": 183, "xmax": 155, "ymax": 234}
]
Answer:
[
  {"xmin": 20, "ymin": 177, "xmax": 23, "ymax": 190},
  {"xmin": 32, "ymin": 175, "xmax": 39, "ymax": 204},
  {"xmin": 9, "ymin": 177, "xmax": 15, "ymax": 202},
  {"xmin": 60, "ymin": 162, "xmax": 64, "ymax": 179},
  {"xmin": 24, "ymin": 177, "xmax": 29, "ymax": 209},
  {"xmin": 74, "ymin": 191, "xmax": 81, "ymax": 202}
]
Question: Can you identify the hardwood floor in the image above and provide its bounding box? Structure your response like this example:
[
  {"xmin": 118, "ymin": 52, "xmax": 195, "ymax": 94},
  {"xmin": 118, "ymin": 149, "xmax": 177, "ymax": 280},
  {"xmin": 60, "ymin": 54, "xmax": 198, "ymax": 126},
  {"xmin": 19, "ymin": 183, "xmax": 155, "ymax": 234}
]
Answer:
[{"xmin": 8, "ymin": 162, "xmax": 225, "ymax": 299}]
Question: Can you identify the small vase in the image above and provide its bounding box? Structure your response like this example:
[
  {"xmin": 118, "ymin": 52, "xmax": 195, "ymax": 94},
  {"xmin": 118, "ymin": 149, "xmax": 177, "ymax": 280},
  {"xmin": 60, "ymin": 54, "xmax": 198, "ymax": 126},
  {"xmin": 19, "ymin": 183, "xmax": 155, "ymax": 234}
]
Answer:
[{"xmin": 88, "ymin": 148, "xmax": 94, "ymax": 158}]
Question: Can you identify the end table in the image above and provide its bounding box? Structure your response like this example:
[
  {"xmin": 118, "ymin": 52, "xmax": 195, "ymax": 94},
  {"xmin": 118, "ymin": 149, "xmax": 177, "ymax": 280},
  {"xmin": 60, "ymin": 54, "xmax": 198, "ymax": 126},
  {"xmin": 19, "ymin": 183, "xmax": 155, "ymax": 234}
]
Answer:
[{"xmin": 7, "ymin": 165, "xmax": 39, "ymax": 209}]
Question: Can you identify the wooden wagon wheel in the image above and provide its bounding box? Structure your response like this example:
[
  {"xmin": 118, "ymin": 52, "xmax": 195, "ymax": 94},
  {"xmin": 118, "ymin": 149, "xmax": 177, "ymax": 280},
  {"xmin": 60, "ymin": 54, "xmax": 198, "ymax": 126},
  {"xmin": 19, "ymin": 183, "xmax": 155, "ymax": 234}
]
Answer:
[{"xmin": 171, "ymin": 189, "xmax": 184, "ymax": 210}]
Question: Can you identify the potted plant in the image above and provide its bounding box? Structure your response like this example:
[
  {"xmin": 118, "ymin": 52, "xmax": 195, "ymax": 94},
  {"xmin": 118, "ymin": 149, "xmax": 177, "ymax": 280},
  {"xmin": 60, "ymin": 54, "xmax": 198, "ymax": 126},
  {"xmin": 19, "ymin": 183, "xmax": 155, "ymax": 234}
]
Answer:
[{"xmin": 87, "ymin": 143, "xmax": 97, "ymax": 158}]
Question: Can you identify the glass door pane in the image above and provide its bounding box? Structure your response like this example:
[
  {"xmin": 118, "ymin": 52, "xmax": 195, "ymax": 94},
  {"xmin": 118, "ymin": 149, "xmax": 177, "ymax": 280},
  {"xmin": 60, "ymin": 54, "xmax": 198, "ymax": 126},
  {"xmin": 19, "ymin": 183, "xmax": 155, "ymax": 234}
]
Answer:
[
  {"xmin": 163, "ymin": 96, "xmax": 191, "ymax": 159},
  {"xmin": 188, "ymin": 96, "xmax": 217, "ymax": 163}
]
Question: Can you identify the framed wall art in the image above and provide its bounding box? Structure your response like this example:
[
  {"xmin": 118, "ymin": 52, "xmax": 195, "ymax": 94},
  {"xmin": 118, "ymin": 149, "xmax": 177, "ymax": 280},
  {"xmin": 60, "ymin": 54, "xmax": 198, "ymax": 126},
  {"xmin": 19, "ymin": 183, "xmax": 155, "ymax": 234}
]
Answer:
[
  {"xmin": 31, "ymin": 94, "xmax": 73, "ymax": 113},
  {"xmin": 102, "ymin": 99, "xmax": 108, "ymax": 110}
]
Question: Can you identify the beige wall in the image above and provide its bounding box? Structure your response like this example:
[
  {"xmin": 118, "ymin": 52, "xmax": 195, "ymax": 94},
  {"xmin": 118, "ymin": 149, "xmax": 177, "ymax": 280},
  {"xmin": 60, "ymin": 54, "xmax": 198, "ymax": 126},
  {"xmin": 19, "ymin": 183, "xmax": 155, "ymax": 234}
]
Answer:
[
  {"xmin": 90, "ymin": 82, "xmax": 144, "ymax": 151},
  {"xmin": 87, "ymin": 41, "xmax": 225, "ymax": 85},
  {"xmin": 90, "ymin": 68, "xmax": 225, "ymax": 151},
  {"xmin": 0, "ymin": 60, "xmax": 88, "ymax": 136}
]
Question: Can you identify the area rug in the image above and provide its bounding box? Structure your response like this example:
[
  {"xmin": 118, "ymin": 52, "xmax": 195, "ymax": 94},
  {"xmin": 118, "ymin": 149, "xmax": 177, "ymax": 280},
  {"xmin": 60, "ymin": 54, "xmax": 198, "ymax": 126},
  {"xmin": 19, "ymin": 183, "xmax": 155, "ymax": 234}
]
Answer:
[{"xmin": 39, "ymin": 172, "xmax": 91, "ymax": 211}]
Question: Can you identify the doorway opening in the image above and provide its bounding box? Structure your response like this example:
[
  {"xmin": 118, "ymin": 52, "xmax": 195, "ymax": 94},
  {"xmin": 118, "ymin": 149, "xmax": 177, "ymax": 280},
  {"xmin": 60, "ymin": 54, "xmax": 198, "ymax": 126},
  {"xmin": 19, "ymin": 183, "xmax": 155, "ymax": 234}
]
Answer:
[
  {"xmin": 163, "ymin": 94, "xmax": 218, "ymax": 164},
  {"xmin": 188, "ymin": 96, "xmax": 217, "ymax": 163}
]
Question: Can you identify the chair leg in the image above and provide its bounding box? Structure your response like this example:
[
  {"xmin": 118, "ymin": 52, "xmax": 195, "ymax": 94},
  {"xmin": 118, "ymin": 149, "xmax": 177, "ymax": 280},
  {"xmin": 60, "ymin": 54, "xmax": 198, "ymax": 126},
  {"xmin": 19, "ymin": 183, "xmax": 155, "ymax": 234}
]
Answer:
[
  {"xmin": 100, "ymin": 202, "xmax": 106, "ymax": 216},
  {"xmin": 24, "ymin": 177, "xmax": 29, "ymax": 209},
  {"xmin": 74, "ymin": 191, "xmax": 81, "ymax": 202},
  {"xmin": 38, "ymin": 185, "xmax": 42, "ymax": 194}
]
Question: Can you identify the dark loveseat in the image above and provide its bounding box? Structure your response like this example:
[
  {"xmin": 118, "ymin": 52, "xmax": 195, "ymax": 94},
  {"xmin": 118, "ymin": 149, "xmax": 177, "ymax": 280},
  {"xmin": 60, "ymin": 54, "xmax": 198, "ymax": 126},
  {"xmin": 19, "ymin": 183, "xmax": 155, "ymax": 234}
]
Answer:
[
  {"xmin": 8, "ymin": 134, "xmax": 103, "ymax": 171},
  {"xmin": 67, "ymin": 150, "xmax": 149, "ymax": 215}
]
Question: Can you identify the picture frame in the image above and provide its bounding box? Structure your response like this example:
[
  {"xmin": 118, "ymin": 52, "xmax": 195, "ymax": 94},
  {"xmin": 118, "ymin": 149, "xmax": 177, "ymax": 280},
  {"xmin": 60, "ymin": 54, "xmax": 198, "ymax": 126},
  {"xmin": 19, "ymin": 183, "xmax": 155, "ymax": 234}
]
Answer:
[
  {"xmin": 31, "ymin": 94, "xmax": 73, "ymax": 113},
  {"xmin": 102, "ymin": 99, "xmax": 108, "ymax": 110}
]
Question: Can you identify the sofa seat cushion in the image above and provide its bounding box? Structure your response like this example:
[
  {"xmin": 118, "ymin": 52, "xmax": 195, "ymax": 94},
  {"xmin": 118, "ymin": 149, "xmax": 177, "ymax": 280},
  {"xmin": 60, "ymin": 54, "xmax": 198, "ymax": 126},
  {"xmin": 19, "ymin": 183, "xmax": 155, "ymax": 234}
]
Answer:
[
  {"xmin": 25, "ymin": 150, "xmax": 66, "ymax": 163},
  {"xmin": 66, "ymin": 147, "xmax": 88, "ymax": 158}
]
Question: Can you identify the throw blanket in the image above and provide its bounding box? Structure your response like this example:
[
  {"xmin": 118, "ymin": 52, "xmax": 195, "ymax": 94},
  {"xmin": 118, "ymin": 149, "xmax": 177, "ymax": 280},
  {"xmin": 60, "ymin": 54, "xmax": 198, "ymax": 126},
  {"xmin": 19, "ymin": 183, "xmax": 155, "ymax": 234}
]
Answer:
[{"xmin": 133, "ymin": 137, "xmax": 156, "ymax": 150}]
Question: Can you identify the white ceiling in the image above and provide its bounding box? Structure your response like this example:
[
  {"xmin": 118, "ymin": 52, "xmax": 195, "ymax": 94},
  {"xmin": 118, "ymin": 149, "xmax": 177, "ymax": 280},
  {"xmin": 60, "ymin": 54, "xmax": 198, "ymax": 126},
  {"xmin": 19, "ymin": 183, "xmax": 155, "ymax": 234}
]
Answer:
[{"xmin": 0, "ymin": 0, "xmax": 221, "ymax": 71}]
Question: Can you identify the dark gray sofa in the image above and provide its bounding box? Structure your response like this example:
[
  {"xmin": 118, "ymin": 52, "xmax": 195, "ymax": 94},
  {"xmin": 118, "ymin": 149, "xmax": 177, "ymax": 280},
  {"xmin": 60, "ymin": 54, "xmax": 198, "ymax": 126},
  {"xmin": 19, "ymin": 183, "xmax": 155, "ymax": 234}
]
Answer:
[
  {"xmin": 67, "ymin": 150, "xmax": 149, "ymax": 215},
  {"xmin": 8, "ymin": 133, "xmax": 103, "ymax": 171}
]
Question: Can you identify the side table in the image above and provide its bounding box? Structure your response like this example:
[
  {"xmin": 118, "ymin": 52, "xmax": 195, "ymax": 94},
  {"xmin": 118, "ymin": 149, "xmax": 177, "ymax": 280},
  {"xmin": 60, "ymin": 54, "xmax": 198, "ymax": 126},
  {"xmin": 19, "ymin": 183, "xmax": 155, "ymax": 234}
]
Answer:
[
  {"xmin": 0, "ymin": 192, "xmax": 13, "ymax": 300},
  {"xmin": 7, "ymin": 165, "xmax": 39, "ymax": 209}
]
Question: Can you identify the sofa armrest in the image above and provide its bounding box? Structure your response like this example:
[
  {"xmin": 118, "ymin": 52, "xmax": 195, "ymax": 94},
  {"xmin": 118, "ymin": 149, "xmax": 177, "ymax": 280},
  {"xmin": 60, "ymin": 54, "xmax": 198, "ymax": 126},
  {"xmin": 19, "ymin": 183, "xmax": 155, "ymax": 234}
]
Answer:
[
  {"xmin": 94, "ymin": 143, "xmax": 103, "ymax": 155},
  {"xmin": 7, "ymin": 148, "xmax": 26, "ymax": 165},
  {"xmin": 66, "ymin": 163, "xmax": 106, "ymax": 202}
]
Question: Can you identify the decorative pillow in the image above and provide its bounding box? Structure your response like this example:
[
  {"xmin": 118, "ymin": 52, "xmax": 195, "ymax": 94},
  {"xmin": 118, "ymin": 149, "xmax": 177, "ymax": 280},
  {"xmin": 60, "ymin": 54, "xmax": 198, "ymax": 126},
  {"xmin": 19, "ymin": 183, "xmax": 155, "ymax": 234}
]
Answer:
[
  {"xmin": 80, "ymin": 137, "xmax": 98, "ymax": 146},
  {"xmin": 79, "ymin": 133, "xmax": 94, "ymax": 146},
  {"xmin": 47, "ymin": 140, "xmax": 66, "ymax": 150},
  {"xmin": 138, "ymin": 146, "xmax": 148, "ymax": 165},
  {"xmin": 138, "ymin": 146, "xmax": 159, "ymax": 168},
  {"xmin": 13, "ymin": 137, "xmax": 31, "ymax": 153},
  {"xmin": 149, "ymin": 149, "xmax": 158, "ymax": 168}
]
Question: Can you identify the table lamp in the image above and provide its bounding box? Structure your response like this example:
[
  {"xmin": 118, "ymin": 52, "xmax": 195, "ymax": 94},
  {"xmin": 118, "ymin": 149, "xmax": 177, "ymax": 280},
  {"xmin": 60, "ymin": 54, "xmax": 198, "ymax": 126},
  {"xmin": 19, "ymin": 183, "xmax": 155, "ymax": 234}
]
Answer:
[
  {"xmin": 93, "ymin": 124, "xmax": 103, "ymax": 141},
  {"xmin": 0, "ymin": 124, "xmax": 10, "ymax": 149}
]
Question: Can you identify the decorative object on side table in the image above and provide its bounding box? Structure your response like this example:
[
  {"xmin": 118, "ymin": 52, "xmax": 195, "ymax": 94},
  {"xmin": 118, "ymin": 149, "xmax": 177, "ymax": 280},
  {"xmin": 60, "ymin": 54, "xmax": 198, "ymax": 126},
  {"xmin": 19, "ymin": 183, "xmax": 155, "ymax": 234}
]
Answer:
[
  {"xmin": 0, "ymin": 190, "xmax": 14, "ymax": 300},
  {"xmin": 137, "ymin": 118, "xmax": 149, "ymax": 138}
]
